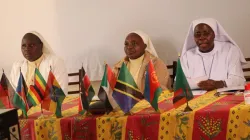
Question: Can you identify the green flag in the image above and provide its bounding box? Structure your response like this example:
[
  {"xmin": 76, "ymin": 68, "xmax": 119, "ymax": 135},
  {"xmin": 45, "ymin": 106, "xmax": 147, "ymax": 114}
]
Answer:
[{"xmin": 173, "ymin": 58, "xmax": 193, "ymax": 109}]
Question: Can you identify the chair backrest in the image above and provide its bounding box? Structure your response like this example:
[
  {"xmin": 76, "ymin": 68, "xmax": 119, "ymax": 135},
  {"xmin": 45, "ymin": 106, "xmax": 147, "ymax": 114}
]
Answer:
[
  {"xmin": 68, "ymin": 69, "xmax": 81, "ymax": 94},
  {"xmin": 244, "ymin": 58, "xmax": 250, "ymax": 82},
  {"xmin": 167, "ymin": 61, "xmax": 177, "ymax": 87}
]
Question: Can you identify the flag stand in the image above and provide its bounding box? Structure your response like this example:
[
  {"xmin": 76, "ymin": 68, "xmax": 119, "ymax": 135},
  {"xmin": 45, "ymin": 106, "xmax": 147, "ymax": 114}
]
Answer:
[
  {"xmin": 22, "ymin": 111, "xmax": 26, "ymax": 119},
  {"xmin": 183, "ymin": 101, "xmax": 192, "ymax": 112},
  {"xmin": 183, "ymin": 87, "xmax": 193, "ymax": 112},
  {"xmin": 155, "ymin": 109, "xmax": 161, "ymax": 114},
  {"xmin": 38, "ymin": 103, "xmax": 45, "ymax": 119},
  {"xmin": 86, "ymin": 111, "xmax": 92, "ymax": 116},
  {"xmin": 124, "ymin": 112, "xmax": 131, "ymax": 116}
]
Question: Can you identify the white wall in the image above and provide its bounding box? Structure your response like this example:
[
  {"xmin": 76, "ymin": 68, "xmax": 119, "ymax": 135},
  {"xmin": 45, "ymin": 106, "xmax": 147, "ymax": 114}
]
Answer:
[{"xmin": 1, "ymin": 0, "xmax": 250, "ymax": 81}]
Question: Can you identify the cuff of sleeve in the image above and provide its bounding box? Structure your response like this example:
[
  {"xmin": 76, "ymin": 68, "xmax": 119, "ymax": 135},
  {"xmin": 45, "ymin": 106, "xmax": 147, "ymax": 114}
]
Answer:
[{"xmin": 225, "ymin": 79, "xmax": 232, "ymax": 87}]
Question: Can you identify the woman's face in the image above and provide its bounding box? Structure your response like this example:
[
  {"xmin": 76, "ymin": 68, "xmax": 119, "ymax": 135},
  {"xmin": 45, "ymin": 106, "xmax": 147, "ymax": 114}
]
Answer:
[
  {"xmin": 194, "ymin": 23, "xmax": 215, "ymax": 53},
  {"xmin": 124, "ymin": 33, "xmax": 146, "ymax": 59},
  {"xmin": 21, "ymin": 33, "xmax": 43, "ymax": 62}
]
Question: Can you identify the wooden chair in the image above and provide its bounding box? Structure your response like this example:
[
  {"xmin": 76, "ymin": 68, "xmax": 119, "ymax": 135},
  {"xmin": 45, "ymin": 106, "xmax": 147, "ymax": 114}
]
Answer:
[
  {"xmin": 68, "ymin": 69, "xmax": 82, "ymax": 94},
  {"xmin": 244, "ymin": 58, "xmax": 250, "ymax": 82},
  {"xmin": 167, "ymin": 61, "xmax": 177, "ymax": 87}
]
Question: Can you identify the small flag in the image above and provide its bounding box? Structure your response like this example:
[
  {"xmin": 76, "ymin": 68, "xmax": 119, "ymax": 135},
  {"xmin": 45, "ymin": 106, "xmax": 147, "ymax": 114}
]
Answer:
[
  {"xmin": 0, "ymin": 84, "xmax": 10, "ymax": 108},
  {"xmin": 0, "ymin": 72, "xmax": 15, "ymax": 108},
  {"xmin": 42, "ymin": 70, "xmax": 65, "ymax": 118},
  {"xmin": 13, "ymin": 72, "xmax": 30, "ymax": 117},
  {"xmin": 27, "ymin": 68, "xmax": 46, "ymax": 106},
  {"xmin": 79, "ymin": 66, "xmax": 95, "ymax": 114},
  {"xmin": 173, "ymin": 58, "xmax": 194, "ymax": 108},
  {"xmin": 98, "ymin": 64, "xmax": 116, "ymax": 113},
  {"xmin": 112, "ymin": 62, "xmax": 144, "ymax": 113},
  {"xmin": 144, "ymin": 60, "xmax": 162, "ymax": 111}
]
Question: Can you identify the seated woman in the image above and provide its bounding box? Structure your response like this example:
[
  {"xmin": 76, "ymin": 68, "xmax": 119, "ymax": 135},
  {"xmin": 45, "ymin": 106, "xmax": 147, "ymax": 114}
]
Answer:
[
  {"xmin": 181, "ymin": 18, "xmax": 246, "ymax": 91},
  {"xmin": 108, "ymin": 30, "xmax": 171, "ymax": 109},
  {"xmin": 113, "ymin": 30, "xmax": 171, "ymax": 91},
  {"xmin": 10, "ymin": 31, "xmax": 68, "ymax": 95}
]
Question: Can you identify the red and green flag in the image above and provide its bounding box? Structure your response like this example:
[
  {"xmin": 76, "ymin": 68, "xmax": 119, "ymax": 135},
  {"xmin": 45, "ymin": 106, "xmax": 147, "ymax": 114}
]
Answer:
[
  {"xmin": 0, "ymin": 72, "xmax": 15, "ymax": 108},
  {"xmin": 98, "ymin": 64, "xmax": 116, "ymax": 113},
  {"xmin": 79, "ymin": 66, "xmax": 95, "ymax": 115},
  {"xmin": 112, "ymin": 62, "xmax": 144, "ymax": 114},
  {"xmin": 144, "ymin": 60, "xmax": 162, "ymax": 111},
  {"xmin": 42, "ymin": 70, "xmax": 65, "ymax": 118},
  {"xmin": 173, "ymin": 58, "xmax": 194, "ymax": 109},
  {"xmin": 0, "ymin": 84, "xmax": 10, "ymax": 108},
  {"xmin": 27, "ymin": 68, "xmax": 46, "ymax": 106}
]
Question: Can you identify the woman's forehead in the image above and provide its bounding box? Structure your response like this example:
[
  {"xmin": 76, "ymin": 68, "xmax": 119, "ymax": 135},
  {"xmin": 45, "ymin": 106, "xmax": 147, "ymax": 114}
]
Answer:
[
  {"xmin": 22, "ymin": 33, "xmax": 41, "ymax": 43},
  {"xmin": 125, "ymin": 33, "xmax": 143, "ymax": 42},
  {"xmin": 194, "ymin": 23, "xmax": 214, "ymax": 32}
]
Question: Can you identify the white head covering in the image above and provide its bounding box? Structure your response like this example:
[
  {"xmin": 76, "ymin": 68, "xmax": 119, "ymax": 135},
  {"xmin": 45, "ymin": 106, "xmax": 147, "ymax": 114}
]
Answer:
[
  {"xmin": 129, "ymin": 30, "xmax": 158, "ymax": 57},
  {"xmin": 181, "ymin": 18, "xmax": 246, "ymax": 63},
  {"xmin": 27, "ymin": 31, "xmax": 55, "ymax": 55}
]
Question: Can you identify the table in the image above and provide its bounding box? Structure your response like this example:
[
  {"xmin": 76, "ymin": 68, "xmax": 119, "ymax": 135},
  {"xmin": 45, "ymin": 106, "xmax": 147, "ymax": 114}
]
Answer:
[{"xmin": 19, "ymin": 90, "xmax": 250, "ymax": 140}]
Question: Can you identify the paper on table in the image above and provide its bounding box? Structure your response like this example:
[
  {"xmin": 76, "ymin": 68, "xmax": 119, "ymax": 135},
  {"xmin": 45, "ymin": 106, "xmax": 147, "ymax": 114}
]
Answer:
[
  {"xmin": 217, "ymin": 86, "xmax": 245, "ymax": 95},
  {"xmin": 217, "ymin": 86, "xmax": 244, "ymax": 92},
  {"xmin": 191, "ymin": 90, "xmax": 207, "ymax": 95}
]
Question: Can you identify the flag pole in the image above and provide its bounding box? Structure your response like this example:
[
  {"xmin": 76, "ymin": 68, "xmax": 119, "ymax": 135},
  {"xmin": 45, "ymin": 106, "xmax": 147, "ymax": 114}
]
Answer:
[
  {"xmin": 36, "ymin": 64, "xmax": 44, "ymax": 118},
  {"xmin": 103, "ymin": 61, "xmax": 109, "ymax": 115},
  {"xmin": 80, "ymin": 64, "xmax": 89, "ymax": 116},
  {"xmin": 176, "ymin": 53, "xmax": 192, "ymax": 112},
  {"xmin": 35, "ymin": 64, "xmax": 43, "ymax": 118},
  {"xmin": 184, "ymin": 89, "xmax": 192, "ymax": 112},
  {"xmin": 20, "ymin": 67, "xmax": 26, "ymax": 118}
]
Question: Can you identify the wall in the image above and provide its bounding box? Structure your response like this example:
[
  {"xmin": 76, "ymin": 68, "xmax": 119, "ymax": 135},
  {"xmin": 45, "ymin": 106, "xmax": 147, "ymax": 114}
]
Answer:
[{"xmin": 1, "ymin": 0, "xmax": 250, "ymax": 81}]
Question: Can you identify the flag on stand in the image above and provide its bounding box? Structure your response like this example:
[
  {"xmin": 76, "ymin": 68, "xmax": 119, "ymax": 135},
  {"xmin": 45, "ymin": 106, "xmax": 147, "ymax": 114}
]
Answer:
[
  {"xmin": 13, "ymin": 72, "xmax": 30, "ymax": 117},
  {"xmin": 98, "ymin": 64, "xmax": 116, "ymax": 113},
  {"xmin": 144, "ymin": 60, "xmax": 162, "ymax": 111},
  {"xmin": 42, "ymin": 70, "xmax": 65, "ymax": 118},
  {"xmin": 27, "ymin": 68, "xmax": 46, "ymax": 106},
  {"xmin": 0, "ymin": 84, "xmax": 10, "ymax": 108},
  {"xmin": 112, "ymin": 62, "xmax": 144, "ymax": 114},
  {"xmin": 79, "ymin": 66, "xmax": 95, "ymax": 115},
  {"xmin": 0, "ymin": 72, "xmax": 15, "ymax": 108},
  {"xmin": 173, "ymin": 58, "xmax": 194, "ymax": 109}
]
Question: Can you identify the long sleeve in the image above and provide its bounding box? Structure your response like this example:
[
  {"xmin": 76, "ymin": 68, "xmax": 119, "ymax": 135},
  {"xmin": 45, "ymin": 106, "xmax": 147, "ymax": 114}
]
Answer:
[
  {"xmin": 225, "ymin": 46, "xmax": 245, "ymax": 87},
  {"xmin": 52, "ymin": 57, "xmax": 69, "ymax": 95},
  {"xmin": 10, "ymin": 62, "xmax": 18, "ymax": 89},
  {"xmin": 180, "ymin": 53, "xmax": 201, "ymax": 89},
  {"xmin": 154, "ymin": 58, "xmax": 171, "ymax": 90}
]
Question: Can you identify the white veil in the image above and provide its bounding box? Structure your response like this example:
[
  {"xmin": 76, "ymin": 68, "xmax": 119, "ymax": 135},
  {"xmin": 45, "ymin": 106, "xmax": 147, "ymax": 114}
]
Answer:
[
  {"xmin": 129, "ymin": 30, "xmax": 158, "ymax": 57},
  {"xmin": 28, "ymin": 31, "xmax": 55, "ymax": 55},
  {"xmin": 181, "ymin": 18, "xmax": 246, "ymax": 64}
]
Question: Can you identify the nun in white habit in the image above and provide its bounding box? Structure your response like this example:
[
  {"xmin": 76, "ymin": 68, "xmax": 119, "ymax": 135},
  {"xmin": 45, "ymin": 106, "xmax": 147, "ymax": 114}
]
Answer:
[
  {"xmin": 110, "ymin": 30, "xmax": 171, "ymax": 110},
  {"xmin": 181, "ymin": 18, "xmax": 246, "ymax": 91},
  {"xmin": 10, "ymin": 31, "xmax": 68, "ymax": 95}
]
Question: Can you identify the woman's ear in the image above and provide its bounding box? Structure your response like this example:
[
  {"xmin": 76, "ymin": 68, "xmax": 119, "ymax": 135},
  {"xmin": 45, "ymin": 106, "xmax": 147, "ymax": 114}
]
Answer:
[{"xmin": 144, "ymin": 44, "xmax": 147, "ymax": 50}]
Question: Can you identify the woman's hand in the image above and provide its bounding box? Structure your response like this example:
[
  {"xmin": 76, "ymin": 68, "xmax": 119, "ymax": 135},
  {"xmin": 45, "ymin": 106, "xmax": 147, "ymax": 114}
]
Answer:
[{"xmin": 198, "ymin": 79, "xmax": 225, "ymax": 91}]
